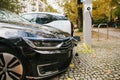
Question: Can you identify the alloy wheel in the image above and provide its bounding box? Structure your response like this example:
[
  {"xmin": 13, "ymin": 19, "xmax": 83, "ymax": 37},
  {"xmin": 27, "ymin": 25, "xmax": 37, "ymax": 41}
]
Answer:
[{"xmin": 0, "ymin": 53, "xmax": 23, "ymax": 80}]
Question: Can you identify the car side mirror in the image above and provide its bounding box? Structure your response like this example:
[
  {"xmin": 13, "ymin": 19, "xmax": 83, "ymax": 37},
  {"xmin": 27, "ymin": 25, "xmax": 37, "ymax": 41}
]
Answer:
[
  {"xmin": 72, "ymin": 36, "xmax": 80, "ymax": 46},
  {"xmin": 73, "ymin": 36, "xmax": 81, "ymax": 41}
]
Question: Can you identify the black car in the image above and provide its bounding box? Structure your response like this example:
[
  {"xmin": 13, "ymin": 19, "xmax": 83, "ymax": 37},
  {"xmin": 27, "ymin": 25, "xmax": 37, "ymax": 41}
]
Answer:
[{"xmin": 0, "ymin": 9, "xmax": 74, "ymax": 80}]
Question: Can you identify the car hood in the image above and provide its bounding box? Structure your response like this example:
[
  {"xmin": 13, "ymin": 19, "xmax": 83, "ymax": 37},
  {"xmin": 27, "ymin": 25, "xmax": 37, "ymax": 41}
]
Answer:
[{"xmin": 0, "ymin": 21, "xmax": 70, "ymax": 39}]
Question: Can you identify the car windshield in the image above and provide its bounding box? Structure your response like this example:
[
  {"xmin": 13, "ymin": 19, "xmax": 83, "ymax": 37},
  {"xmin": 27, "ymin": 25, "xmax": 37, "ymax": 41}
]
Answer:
[
  {"xmin": 52, "ymin": 15, "xmax": 68, "ymax": 20},
  {"xmin": 0, "ymin": 9, "xmax": 29, "ymax": 22}
]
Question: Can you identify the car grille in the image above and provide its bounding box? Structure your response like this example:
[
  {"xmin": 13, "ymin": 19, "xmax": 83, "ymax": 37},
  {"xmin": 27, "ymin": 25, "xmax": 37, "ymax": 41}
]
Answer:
[{"xmin": 61, "ymin": 38, "xmax": 72, "ymax": 49}]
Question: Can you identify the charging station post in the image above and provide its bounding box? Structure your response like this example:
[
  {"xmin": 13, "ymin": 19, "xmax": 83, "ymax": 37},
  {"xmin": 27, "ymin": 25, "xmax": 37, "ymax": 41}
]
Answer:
[{"xmin": 83, "ymin": 0, "xmax": 92, "ymax": 47}]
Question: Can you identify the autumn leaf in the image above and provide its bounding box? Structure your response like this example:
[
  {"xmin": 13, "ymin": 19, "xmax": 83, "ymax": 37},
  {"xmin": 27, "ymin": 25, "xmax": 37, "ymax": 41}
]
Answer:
[
  {"xmin": 104, "ymin": 69, "xmax": 111, "ymax": 74},
  {"xmin": 69, "ymin": 63, "xmax": 74, "ymax": 68},
  {"xmin": 67, "ymin": 78, "xmax": 72, "ymax": 80}
]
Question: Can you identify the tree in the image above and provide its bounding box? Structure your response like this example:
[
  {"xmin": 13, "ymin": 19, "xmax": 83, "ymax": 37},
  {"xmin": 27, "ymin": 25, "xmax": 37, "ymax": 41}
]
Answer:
[
  {"xmin": 0, "ymin": 0, "xmax": 22, "ymax": 14},
  {"xmin": 45, "ymin": 5, "xmax": 57, "ymax": 12},
  {"xmin": 92, "ymin": 0, "xmax": 120, "ymax": 23},
  {"xmin": 55, "ymin": 0, "xmax": 83, "ymax": 29},
  {"xmin": 41, "ymin": 0, "xmax": 57, "ymax": 12},
  {"xmin": 113, "ymin": 0, "xmax": 120, "ymax": 20},
  {"xmin": 56, "ymin": 0, "xmax": 78, "ymax": 25},
  {"xmin": 64, "ymin": 0, "xmax": 78, "ymax": 23},
  {"xmin": 114, "ymin": 6, "xmax": 120, "ymax": 17},
  {"xmin": 41, "ymin": 0, "xmax": 47, "ymax": 4}
]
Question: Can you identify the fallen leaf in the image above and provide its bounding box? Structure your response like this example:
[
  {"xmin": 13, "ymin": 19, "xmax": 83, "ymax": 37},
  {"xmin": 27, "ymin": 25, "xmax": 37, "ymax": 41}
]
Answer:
[
  {"xmin": 67, "ymin": 78, "xmax": 72, "ymax": 80},
  {"xmin": 69, "ymin": 63, "xmax": 74, "ymax": 68},
  {"xmin": 92, "ymin": 53, "xmax": 96, "ymax": 58},
  {"xmin": 104, "ymin": 69, "xmax": 111, "ymax": 74}
]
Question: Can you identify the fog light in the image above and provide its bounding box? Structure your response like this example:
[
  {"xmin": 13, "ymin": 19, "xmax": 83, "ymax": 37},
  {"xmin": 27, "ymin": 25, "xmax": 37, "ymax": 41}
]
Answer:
[{"xmin": 37, "ymin": 62, "xmax": 58, "ymax": 76}]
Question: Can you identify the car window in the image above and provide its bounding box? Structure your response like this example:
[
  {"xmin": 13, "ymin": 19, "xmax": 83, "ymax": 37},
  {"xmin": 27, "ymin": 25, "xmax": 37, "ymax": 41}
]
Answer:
[
  {"xmin": 22, "ymin": 14, "xmax": 36, "ymax": 22},
  {"xmin": 36, "ymin": 13, "xmax": 52, "ymax": 24}
]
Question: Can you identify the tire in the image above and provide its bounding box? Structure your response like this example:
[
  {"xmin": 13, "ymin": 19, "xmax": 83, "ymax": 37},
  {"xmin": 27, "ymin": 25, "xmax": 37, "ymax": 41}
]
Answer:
[{"xmin": 0, "ymin": 46, "xmax": 25, "ymax": 80}]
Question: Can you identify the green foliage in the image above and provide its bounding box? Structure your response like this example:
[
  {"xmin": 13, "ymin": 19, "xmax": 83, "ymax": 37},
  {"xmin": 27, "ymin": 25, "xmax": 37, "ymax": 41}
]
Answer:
[
  {"xmin": 93, "ymin": 0, "xmax": 120, "ymax": 23},
  {"xmin": 63, "ymin": 0, "xmax": 78, "ymax": 24},
  {"xmin": 56, "ymin": 0, "xmax": 78, "ymax": 24},
  {"xmin": 78, "ymin": 27, "xmax": 83, "ymax": 32},
  {"xmin": 42, "ymin": 0, "xmax": 57, "ymax": 12},
  {"xmin": 114, "ymin": 6, "xmax": 120, "ymax": 16},
  {"xmin": 45, "ymin": 5, "xmax": 57, "ymax": 12},
  {"xmin": 93, "ymin": 14, "xmax": 108, "ymax": 23},
  {"xmin": 48, "ymin": 0, "xmax": 120, "ymax": 26},
  {"xmin": 41, "ymin": 0, "xmax": 47, "ymax": 4},
  {"xmin": 0, "ymin": 0, "xmax": 22, "ymax": 14}
]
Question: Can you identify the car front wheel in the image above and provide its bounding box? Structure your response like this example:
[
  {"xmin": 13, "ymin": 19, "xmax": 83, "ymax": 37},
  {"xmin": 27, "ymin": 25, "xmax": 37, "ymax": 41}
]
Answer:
[{"xmin": 0, "ymin": 47, "xmax": 25, "ymax": 80}]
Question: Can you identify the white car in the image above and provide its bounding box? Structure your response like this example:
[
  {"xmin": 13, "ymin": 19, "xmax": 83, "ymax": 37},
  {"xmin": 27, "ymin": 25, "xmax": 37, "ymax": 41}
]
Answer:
[{"xmin": 21, "ymin": 12, "xmax": 74, "ymax": 36}]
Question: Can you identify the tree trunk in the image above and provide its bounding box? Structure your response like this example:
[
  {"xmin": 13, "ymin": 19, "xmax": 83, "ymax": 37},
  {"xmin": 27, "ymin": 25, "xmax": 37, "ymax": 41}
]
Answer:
[{"xmin": 77, "ymin": 7, "xmax": 83, "ymax": 28}]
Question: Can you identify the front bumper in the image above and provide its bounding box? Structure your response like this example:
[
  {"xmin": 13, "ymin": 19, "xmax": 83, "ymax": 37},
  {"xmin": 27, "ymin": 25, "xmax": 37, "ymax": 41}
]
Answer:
[
  {"xmin": 26, "ymin": 49, "xmax": 73, "ymax": 80},
  {"xmin": 21, "ymin": 38, "xmax": 74, "ymax": 79}
]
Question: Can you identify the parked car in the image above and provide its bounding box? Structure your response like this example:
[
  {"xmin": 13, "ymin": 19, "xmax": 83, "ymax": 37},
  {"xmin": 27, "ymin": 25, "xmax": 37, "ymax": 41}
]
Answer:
[
  {"xmin": 21, "ymin": 12, "xmax": 74, "ymax": 36},
  {"xmin": 0, "ymin": 9, "xmax": 74, "ymax": 80}
]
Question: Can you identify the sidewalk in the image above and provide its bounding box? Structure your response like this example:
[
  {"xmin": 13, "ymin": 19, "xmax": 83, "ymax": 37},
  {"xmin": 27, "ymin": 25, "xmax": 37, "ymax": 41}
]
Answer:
[
  {"xmin": 51, "ymin": 30, "xmax": 120, "ymax": 80},
  {"xmin": 92, "ymin": 28, "xmax": 120, "ymax": 38}
]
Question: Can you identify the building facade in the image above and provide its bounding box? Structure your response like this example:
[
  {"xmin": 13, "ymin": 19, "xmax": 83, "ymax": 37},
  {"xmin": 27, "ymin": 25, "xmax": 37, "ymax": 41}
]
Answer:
[{"xmin": 20, "ymin": 0, "xmax": 46, "ymax": 13}]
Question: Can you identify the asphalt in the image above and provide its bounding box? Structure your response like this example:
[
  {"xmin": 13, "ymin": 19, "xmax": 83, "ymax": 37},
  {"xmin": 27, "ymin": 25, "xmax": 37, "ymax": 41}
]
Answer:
[{"xmin": 50, "ymin": 28, "xmax": 120, "ymax": 80}]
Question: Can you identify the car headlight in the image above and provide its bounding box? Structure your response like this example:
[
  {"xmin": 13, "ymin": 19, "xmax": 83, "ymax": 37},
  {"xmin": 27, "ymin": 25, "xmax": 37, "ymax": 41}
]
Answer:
[
  {"xmin": 32, "ymin": 40, "xmax": 59, "ymax": 47},
  {"xmin": 23, "ymin": 38, "xmax": 36, "ymax": 48},
  {"xmin": 23, "ymin": 38, "xmax": 63, "ymax": 50}
]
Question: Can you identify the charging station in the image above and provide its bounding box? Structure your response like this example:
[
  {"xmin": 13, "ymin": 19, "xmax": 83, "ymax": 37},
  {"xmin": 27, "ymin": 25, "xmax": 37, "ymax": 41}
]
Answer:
[{"xmin": 83, "ymin": 0, "xmax": 92, "ymax": 47}]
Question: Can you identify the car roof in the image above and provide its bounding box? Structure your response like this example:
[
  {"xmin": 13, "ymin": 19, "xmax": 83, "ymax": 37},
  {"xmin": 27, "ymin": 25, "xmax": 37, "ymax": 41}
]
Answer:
[{"xmin": 22, "ymin": 12, "xmax": 65, "ymax": 16}]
